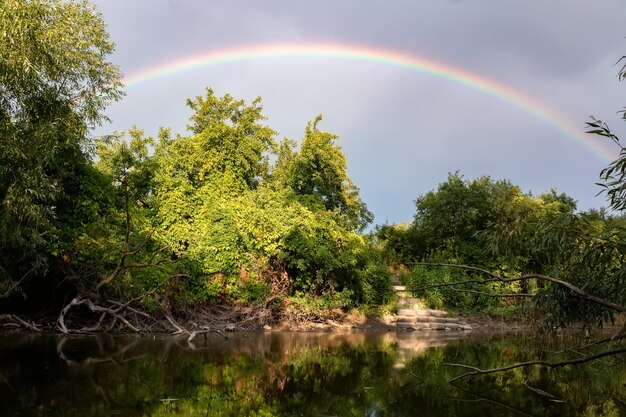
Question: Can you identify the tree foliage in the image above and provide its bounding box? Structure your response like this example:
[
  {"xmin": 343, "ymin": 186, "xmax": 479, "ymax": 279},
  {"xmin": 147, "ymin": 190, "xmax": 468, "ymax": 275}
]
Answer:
[
  {"xmin": 0, "ymin": 0, "xmax": 122, "ymax": 297},
  {"xmin": 279, "ymin": 115, "xmax": 373, "ymax": 231},
  {"xmin": 375, "ymin": 173, "xmax": 586, "ymax": 313},
  {"xmin": 150, "ymin": 92, "xmax": 384, "ymax": 307}
]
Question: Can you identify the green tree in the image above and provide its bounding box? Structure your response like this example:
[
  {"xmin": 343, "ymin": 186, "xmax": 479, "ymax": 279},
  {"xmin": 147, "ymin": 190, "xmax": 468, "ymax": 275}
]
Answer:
[
  {"xmin": 0, "ymin": 0, "xmax": 122, "ymax": 296},
  {"xmin": 184, "ymin": 88, "xmax": 276, "ymax": 190},
  {"xmin": 153, "ymin": 92, "xmax": 387, "ymax": 306},
  {"xmin": 412, "ymin": 173, "xmax": 524, "ymax": 264},
  {"xmin": 390, "ymin": 173, "xmax": 579, "ymax": 312},
  {"xmin": 283, "ymin": 116, "xmax": 372, "ymax": 231},
  {"xmin": 153, "ymin": 91, "xmax": 279, "ymax": 301},
  {"xmin": 85, "ymin": 129, "xmax": 172, "ymax": 295}
]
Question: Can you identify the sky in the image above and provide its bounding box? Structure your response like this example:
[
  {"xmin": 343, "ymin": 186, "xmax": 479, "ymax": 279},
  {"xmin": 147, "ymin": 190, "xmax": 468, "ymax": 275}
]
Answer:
[{"xmin": 92, "ymin": 0, "xmax": 626, "ymax": 225}]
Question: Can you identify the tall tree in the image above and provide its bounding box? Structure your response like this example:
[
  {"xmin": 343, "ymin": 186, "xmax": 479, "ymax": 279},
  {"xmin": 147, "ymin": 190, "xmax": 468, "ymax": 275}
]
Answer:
[
  {"xmin": 0, "ymin": 0, "xmax": 122, "ymax": 294},
  {"xmin": 154, "ymin": 90, "xmax": 277, "ymax": 278},
  {"xmin": 183, "ymin": 88, "xmax": 276, "ymax": 191},
  {"xmin": 286, "ymin": 115, "xmax": 372, "ymax": 231}
]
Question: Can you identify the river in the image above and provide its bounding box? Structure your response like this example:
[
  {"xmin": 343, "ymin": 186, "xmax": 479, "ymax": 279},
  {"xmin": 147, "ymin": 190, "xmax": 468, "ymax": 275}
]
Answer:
[{"xmin": 0, "ymin": 330, "xmax": 622, "ymax": 416}]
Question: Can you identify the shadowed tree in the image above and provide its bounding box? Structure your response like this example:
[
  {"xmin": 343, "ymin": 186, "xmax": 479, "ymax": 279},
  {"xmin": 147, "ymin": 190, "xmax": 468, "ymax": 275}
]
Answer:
[{"xmin": 0, "ymin": 0, "xmax": 122, "ymax": 297}]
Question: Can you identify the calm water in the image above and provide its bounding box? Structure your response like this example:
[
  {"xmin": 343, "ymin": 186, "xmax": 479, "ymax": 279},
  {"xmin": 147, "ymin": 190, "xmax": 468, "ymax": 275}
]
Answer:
[{"xmin": 0, "ymin": 330, "xmax": 623, "ymax": 416}]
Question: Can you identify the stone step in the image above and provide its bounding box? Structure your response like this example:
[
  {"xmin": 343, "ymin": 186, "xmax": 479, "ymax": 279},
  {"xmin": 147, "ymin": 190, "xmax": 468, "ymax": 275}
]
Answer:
[
  {"xmin": 396, "ymin": 322, "xmax": 431, "ymax": 330},
  {"xmin": 396, "ymin": 315, "xmax": 417, "ymax": 323},
  {"xmin": 395, "ymin": 322, "xmax": 474, "ymax": 331},
  {"xmin": 392, "ymin": 285, "xmax": 407, "ymax": 292},
  {"xmin": 396, "ymin": 308, "xmax": 417, "ymax": 316},
  {"xmin": 396, "ymin": 316, "xmax": 461, "ymax": 324},
  {"xmin": 398, "ymin": 297, "xmax": 420, "ymax": 303},
  {"xmin": 427, "ymin": 316, "xmax": 447, "ymax": 323},
  {"xmin": 398, "ymin": 299, "xmax": 422, "ymax": 309},
  {"xmin": 431, "ymin": 323, "xmax": 453, "ymax": 330},
  {"xmin": 427, "ymin": 309, "xmax": 449, "ymax": 318}
]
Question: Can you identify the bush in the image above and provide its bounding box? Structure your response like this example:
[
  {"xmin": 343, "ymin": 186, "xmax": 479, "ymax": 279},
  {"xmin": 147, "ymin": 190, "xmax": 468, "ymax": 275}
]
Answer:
[
  {"xmin": 287, "ymin": 289, "xmax": 356, "ymax": 313},
  {"xmin": 408, "ymin": 265, "xmax": 500, "ymax": 313},
  {"xmin": 357, "ymin": 262, "xmax": 393, "ymax": 306}
]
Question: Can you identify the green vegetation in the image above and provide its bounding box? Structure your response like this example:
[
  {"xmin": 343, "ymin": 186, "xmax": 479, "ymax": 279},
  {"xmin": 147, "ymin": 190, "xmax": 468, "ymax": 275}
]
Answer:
[
  {"xmin": 0, "ymin": 0, "xmax": 122, "ymax": 302},
  {"xmin": 376, "ymin": 172, "xmax": 626, "ymax": 322},
  {"xmin": 375, "ymin": 63, "xmax": 626, "ymax": 328},
  {"xmin": 0, "ymin": 0, "xmax": 390, "ymax": 319},
  {"xmin": 1, "ymin": 0, "xmax": 626, "ymax": 340}
]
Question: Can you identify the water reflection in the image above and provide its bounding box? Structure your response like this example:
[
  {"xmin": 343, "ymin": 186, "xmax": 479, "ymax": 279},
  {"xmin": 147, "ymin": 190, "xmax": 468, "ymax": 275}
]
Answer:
[{"xmin": 0, "ymin": 330, "xmax": 623, "ymax": 416}]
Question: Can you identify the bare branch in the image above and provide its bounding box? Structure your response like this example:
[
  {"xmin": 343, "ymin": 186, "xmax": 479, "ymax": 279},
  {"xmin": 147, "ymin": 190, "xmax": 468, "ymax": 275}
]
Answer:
[
  {"xmin": 523, "ymin": 380, "xmax": 564, "ymax": 402},
  {"xmin": 0, "ymin": 314, "xmax": 41, "ymax": 331},
  {"xmin": 1, "ymin": 267, "xmax": 35, "ymax": 298},
  {"xmin": 449, "ymin": 381, "xmax": 538, "ymax": 417},
  {"xmin": 450, "ymin": 287, "xmax": 534, "ymax": 298},
  {"xmin": 96, "ymin": 246, "xmax": 173, "ymax": 290},
  {"xmin": 163, "ymin": 313, "xmax": 227, "ymax": 342},
  {"xmin": 57, "ymin": 296, "xmax": 140, "ymax": 333},
  {"xmin": 107, "ymin": 300, "xmax": 156, "ymax": 320},
  {"xmin": 413, "ymin": 262, "xmax": 626, "ymax": 313},
  {"xmin": 445, "ymin": 346, "xmax": 626, "ymax": 382}
]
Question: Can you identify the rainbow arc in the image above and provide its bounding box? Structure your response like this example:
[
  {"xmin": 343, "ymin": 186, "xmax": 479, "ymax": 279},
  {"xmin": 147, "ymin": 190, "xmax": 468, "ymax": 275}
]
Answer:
[{"xmin": 123, "ymin": 43, "xmax": 614, "ymax": 162}]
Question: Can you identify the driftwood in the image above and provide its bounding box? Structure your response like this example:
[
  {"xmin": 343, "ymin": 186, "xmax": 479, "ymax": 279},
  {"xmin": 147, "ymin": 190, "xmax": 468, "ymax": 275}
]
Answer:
[
  {"xmin": 58, "ymin": 297, "xmax": 141, "ymax": 333},
  {"xmin": 0, "ymin": 314, "xmax": 41, "ymax": 332},
  {"xmin": 51, "ymin": 294, "xmax": 271, "ymax": 338}
]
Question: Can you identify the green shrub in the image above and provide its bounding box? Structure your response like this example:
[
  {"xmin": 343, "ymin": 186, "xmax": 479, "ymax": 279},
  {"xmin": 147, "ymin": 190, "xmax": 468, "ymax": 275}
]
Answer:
[
  {"xmin": 408, "ymin": 265, "xmax": 500, "ymax": 313},
  {"xmin": 357, "ymin": 262, "xmax": 393, "ymax": 305}
]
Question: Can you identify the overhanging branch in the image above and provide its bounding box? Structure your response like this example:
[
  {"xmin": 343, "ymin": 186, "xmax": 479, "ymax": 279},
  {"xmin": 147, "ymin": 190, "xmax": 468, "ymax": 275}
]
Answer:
[
  {"xmin": 450, "ymin": 287, "xmax": 534, "ymax": 298},
  {"xmin": 412, "ymin": 262, "xmax": 626, "ymax": 313}
]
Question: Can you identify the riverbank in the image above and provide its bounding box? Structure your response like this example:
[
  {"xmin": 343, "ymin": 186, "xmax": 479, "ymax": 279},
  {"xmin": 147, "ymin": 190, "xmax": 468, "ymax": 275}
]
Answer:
[
  {"xmin": 270, "ymin": 309, "xmax": 532, "ymax": 334},
  {"xmin": 1, "ymin": 302, "xmax": 531, "ymax": 336}
]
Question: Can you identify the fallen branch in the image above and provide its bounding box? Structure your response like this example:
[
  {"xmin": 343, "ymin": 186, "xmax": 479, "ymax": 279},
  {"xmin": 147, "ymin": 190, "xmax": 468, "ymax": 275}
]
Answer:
[
  {"xmin": 164, "ymin": 313, "xmax": 227, "ymax": 342},
  {"xmin": 57, "ymin": 297, "xmax": 140, "ymax": 334},
  {"xmin": 523, "ymin": 380, "xmax": 565, "ymax": 402},
  {"xmin": 108, "ymin": 300, "xmax": 157, "ymax": 321},
  {"xmin": 449, "ymin": 381, "xmax": 537, "ymax": 417},
  {"xmin": 0, "ymin": 314, "xmax": 41, "ymax": 332}
]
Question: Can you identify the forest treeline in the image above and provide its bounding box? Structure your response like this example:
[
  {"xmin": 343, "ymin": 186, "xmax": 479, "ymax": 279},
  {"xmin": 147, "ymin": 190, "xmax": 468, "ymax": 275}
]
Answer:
[
  {"xmin": 376, "ymin": 174, "xmax": 626, "ymax": 326},
  {"xmin": 0, "ymin": 0, "xmax": 390, "ymax": 317},
  {"xmin": 1, "ymin": 0, "xmax": 626, "ymax": 332}
]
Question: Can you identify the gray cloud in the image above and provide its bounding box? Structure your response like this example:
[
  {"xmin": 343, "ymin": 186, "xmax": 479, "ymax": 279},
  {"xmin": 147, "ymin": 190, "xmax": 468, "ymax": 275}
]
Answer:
[{"xmin": 93, "ymin": 0, "xmax": 626, "ymax": 224}]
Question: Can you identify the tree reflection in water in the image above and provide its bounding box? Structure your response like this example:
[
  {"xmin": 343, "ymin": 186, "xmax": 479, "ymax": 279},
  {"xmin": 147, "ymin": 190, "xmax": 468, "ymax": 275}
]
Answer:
[{"xmin": 0, "ymin": 330, "xmax": 624, "ymax": 416}]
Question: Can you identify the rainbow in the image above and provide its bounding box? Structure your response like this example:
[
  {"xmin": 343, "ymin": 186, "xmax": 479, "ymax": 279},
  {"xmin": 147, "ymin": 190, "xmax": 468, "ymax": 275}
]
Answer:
[{"xmin": 124, "ymin": 43, "xmax": 615, "ymax": 161}]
